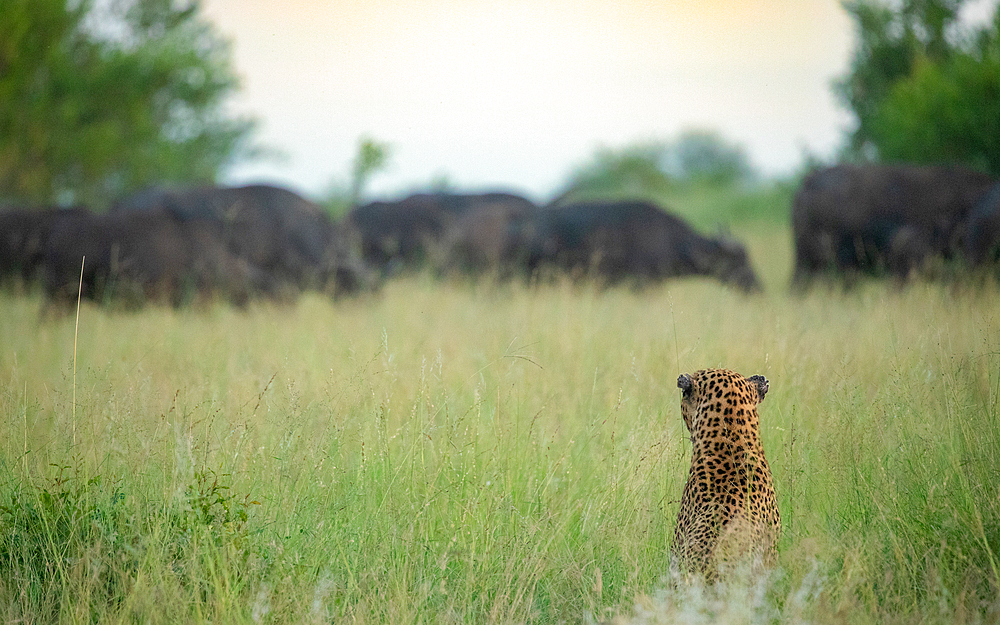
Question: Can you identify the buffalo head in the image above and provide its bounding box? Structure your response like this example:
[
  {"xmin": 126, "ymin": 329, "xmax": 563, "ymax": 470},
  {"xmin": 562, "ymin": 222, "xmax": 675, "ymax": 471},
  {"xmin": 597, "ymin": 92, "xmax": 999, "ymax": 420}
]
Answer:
[{"xmin": 702, "ymin": 231, "xmax": 762, "ymax": 293}]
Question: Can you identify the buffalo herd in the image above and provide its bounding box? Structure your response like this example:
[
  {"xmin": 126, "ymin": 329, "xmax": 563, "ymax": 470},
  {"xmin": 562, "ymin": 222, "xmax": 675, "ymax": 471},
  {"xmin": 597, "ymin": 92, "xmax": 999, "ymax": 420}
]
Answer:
[
  {"xmin": 2, "ymin": 185, "xmax": 374, "ymax": 309},
  {"xmin": 791, "ymin": 163, "xmax": 1000, "ymax": 287},
  {"xmin": 347, "ymin": 193, "xmax": 763, "ymax": 291},
  {"xmin": 2, "ymin": 163, "xmax": 1000, "ymax": 310}
]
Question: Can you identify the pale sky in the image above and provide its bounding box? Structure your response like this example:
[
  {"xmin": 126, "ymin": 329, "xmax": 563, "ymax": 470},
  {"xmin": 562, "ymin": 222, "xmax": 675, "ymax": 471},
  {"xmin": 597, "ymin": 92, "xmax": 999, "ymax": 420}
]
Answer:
[{"xmin": 201, "ymin": 0, "xmax": 859, "ymax": 201}]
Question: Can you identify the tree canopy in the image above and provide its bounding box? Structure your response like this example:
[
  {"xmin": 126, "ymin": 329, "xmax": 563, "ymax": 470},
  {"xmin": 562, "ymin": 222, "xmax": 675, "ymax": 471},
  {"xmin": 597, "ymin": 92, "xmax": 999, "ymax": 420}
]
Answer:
[
  {"xmin": 349, "ymin": 136, "xmax": 393, "ymax": 206},
  {"xmin": 556, "ymin": 130, "xmax": 755, "ymax": 202},
  {"xmin": 837, "ymin": 0, "xmax": 1000, "ymax": 174},
  {"xmin": 0, "ymin": 0, "xmax": 258, "ymax": 208}
]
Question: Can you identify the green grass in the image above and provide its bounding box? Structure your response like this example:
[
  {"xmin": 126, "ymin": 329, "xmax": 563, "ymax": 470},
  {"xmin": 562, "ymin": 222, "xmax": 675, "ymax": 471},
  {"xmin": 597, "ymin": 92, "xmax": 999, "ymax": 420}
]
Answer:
[{"xmin": 1, "ymin": 225, "xmax": 999, "ymax": 623}]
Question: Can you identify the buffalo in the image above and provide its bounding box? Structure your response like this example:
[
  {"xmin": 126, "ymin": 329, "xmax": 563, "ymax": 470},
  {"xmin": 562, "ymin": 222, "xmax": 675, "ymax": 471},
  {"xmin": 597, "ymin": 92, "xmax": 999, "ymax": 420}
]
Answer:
[
  {"xmin": 43, "ymin": 209, "xmax": 279, "ymax": 309},
  {"xmin": 0, "ymin": 206, "xmax": 89, "ymax": 290},
  {"xmin": 964, "ymin": 182, "xmax": 1000, "ymax": 271},
  {"xmin": 348, "ymin": 192, "xmax": 537, "ymax": 276},
  {"xmin": 436, "ymin": 196, "xmax": 542, "ymax": 279},
  {"xmin": 113, "ymin": 184, "xmax": 373, "ymax": 298},
  {"xmin": 528, "ymin": 200, "xmax": 762, "ymax": 292},
  {"xmin": 791, "ymin": 163, "xmax": 996, "ymax": 288}
]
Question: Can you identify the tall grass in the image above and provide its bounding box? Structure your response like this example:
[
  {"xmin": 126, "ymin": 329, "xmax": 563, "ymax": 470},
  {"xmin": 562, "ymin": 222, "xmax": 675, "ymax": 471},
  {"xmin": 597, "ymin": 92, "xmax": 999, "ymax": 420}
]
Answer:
[{"xmin": 1, "ymin": 227, "xmax": 998, "ymax": 623}]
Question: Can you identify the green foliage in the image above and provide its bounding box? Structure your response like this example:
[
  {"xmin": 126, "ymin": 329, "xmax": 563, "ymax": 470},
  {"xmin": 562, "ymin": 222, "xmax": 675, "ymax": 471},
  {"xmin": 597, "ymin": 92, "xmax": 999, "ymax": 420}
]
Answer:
[
  {"xmin": 556, "ymin": 130, "xmax": 756, "ymax": 208},
  {"xmin": 655, "ymin": 179, "xmax": 794, "ymax": 231},
  {"xmin": 872, "ymin": 52, "xmax": 1000, "ymax": 173},
  {"xmin": 318, "ymin": 184, "xmax": 354, "ymax": 219},
  {"xmin": 0, "ymin": 460, "xmax": 261, "ymax": 621},
  {"xmin": 836, "ymin": 0, "xmax": 961, "ymax": 151},
  {"xmin": 554, "ymin": 141, "xmax": 786, "ymax": 229},
  {"xmin": 0, "ymin": 464, "xmax": 135, "ymax": 620},
  {"xmin": 175, "ymin": 468, "xmax": 258, "ymax": 542},
  {"xmin": 319, "ymin": 135, "xmax": 393, "ymax": 216},
  {"xmin": 837, "ymin": 0, "xmax": 1000, "ymax": 174},
  {"xmin": 663, "ymin": 129, "xmax": 755, "ymax": 185},
  {"xmin": 0, "ymin": 0, "xmax": 258, "ymax": 209},
  {"xmin": 350, "ymin": 136, "xmax": 393, "ymax": 206},
  {"xmin": 558, "ymin": 141, "xmax": 674, "ymax": 201}
]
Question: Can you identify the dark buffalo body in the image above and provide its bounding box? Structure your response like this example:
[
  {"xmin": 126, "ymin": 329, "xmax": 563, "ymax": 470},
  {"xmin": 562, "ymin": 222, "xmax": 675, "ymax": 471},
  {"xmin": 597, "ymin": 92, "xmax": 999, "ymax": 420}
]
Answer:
[
  {"xmin": 437, "ymin": 195, "xmax": 541, "ymax": 278},
  {"xmin": 965, "ymin": 182, "xmax": 1000, "ymax": 268},
  {"xmin": 349, "ymin": 192, "xmax": 536, "ymax": 276},
  {"xmin": 530, "ymin": 200, "xmax": 761, "ymax": 292},
  {"xmin": 114, "ymin": 184, "xmax": 372, "ymax": 297},
  {"xmin": 0, "ymin": 206, "xmax": 89, "ymax": 288},
  {"xmin": 791, "ymin": 164, "xmax": 996, "ymax": 286},
  {"xmin": 43, "ymin": 209, "xmax": 278, "ymax": 308}
]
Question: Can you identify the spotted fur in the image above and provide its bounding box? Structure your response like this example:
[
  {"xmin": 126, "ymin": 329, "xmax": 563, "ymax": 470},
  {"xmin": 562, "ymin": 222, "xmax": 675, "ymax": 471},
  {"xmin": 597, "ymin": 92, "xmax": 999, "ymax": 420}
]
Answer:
[{"xmin": 672, "ymin": 368, "xmax": 780, "ymax": 576}]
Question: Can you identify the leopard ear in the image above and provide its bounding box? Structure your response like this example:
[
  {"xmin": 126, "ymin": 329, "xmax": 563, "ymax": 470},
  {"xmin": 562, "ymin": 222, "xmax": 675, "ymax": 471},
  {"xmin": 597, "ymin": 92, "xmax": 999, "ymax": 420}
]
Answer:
[
  {"xmin": 677, "ymin": 373, "xmax": 693, "ymax": 396},
  {"xmin": 748, "ymin": 375, "xmax": 769, "ymax": 403}
]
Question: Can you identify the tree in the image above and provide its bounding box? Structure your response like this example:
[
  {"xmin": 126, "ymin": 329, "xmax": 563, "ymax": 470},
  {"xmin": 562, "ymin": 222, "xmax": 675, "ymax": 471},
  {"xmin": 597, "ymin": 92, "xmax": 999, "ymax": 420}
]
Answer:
[
  {"xmin": 872, "ymin": 52, "xmax": 1000, "ymax": 173},
  {"xmin": 319, "ymin": 136, "xmax": 393, "ymax": 216},
  {"xmin": 558, "ymin": 142, "xmax": 673, "ymax": 200},
  {"xmin": 555, "ymin": 130, "xmax": 754, "ymax": 202},
  {"xmin": 663, "ymin": 129, "xmax": 754, "ymax": 185},
  {"xmin": 836, "ymin": 0, "xmax": 1000, "ymax": 174},
  {"xmin": 0, "ymin": 0, "xmax": 258, "ymax": 208},
  {"xmin": 349, "ymin": 136, "xmax": 392, "ymax": 206}
]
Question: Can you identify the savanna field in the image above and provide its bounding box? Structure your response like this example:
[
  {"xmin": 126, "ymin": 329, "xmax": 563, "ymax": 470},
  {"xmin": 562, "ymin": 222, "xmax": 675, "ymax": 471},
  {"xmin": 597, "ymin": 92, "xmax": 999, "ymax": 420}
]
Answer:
[{"xmin": 2, "ymin": 190, "xmax": 999, "ymax": 623}]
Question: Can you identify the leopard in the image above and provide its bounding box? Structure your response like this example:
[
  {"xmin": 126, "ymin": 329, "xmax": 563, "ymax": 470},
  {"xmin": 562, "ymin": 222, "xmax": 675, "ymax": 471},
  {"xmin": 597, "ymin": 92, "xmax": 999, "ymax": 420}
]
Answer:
[{"xmin": 671, "ymin": 368, "xmax": 780, "ymax": 578}]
